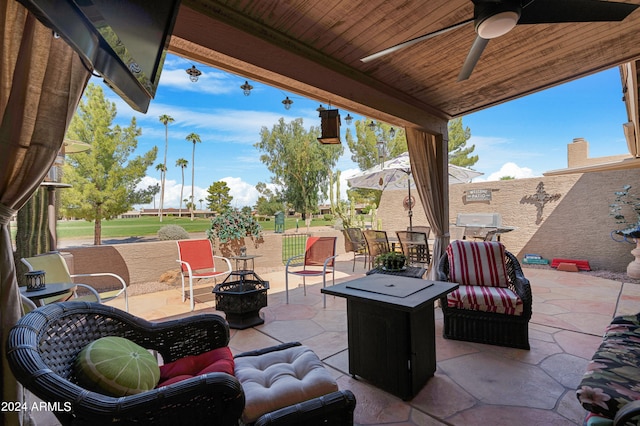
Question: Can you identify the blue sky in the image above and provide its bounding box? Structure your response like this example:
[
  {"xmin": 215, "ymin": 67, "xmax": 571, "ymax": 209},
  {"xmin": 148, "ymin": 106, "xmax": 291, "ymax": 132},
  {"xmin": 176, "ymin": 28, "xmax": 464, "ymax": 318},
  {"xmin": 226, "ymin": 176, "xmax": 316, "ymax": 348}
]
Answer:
[{"xmin": 93, "ymin": 53, "xmax": 631, "ymax": 209}]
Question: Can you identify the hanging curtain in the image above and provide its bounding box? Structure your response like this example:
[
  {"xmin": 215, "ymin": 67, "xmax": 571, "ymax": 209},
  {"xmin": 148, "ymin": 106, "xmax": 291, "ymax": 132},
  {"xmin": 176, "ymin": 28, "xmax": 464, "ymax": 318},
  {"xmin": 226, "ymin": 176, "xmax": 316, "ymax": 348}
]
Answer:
[
  {"xmin": 405, "ymin": 127, "xmax": 450, "ymax": 278},
  {"xmin": 1, "ymin": 1, "xmax": 90, "ymax": 424}
]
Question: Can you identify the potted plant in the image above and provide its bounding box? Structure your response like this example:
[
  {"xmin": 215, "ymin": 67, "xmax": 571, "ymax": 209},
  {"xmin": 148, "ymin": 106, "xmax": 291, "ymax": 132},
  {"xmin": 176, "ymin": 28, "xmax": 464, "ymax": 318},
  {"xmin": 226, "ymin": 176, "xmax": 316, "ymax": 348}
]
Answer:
[
  {"xmin": 609, "ymin": 185, "xmax": 640, "ymax": 278},
  {"xmin": 206, "ymin": 207, "xmax": 263, "ymax": 257},
  {"xmin": 375, "ymin": 251, "xmax": 407, "ymax": 271}
]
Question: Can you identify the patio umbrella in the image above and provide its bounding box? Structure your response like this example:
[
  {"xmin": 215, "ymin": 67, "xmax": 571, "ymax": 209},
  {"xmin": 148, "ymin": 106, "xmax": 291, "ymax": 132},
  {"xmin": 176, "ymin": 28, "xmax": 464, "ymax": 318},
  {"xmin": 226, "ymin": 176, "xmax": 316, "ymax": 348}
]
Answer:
[{"xmin": 346, "ymin": 152, "xmax": 483, "ymax": 230}]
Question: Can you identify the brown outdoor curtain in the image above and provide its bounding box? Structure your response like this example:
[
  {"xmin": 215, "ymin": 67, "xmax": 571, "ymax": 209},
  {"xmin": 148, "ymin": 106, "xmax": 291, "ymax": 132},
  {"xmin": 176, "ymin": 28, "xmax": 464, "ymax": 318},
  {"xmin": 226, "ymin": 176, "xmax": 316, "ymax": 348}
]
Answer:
[
  {"xmin": 1, "ymin": 2, "xmax": 90, "ymax": 424},
  {"xmin": 405, "ymin": 127, "xmax": 450, "ymax": 278}
]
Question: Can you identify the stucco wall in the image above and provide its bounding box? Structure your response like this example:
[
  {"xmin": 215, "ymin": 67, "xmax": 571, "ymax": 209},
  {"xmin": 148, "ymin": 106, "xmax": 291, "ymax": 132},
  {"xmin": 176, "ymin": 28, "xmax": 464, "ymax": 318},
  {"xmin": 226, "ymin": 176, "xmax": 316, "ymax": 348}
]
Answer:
[{"xmin": 377, "ymin": 169, "xmax": 639, "ymax": 272}]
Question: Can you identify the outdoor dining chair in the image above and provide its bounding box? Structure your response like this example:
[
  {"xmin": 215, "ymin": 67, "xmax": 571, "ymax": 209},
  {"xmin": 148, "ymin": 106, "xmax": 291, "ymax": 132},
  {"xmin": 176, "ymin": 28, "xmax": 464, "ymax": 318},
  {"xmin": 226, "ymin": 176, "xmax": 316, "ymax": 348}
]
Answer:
[
  {"xmin": 396, "ymin": 230, "xmax": 431, "ymax": 268},
  {"xmin": 362, "ymin": 230, "xmax": 391, "ymax": 267},
  {"xmin": 21, "ymin": 251, "xmax": 129, "ymax": 311},
  {"xmin": 285, "ymin": 236, "xmax": 337, "ymax": 307},
  {"xmin": 176, "ymin": 239, "xmax": 232, "ymax": 311},
  {"xmin": 343, "ymin": 227, "xmax": 368, "ymax": 271}
]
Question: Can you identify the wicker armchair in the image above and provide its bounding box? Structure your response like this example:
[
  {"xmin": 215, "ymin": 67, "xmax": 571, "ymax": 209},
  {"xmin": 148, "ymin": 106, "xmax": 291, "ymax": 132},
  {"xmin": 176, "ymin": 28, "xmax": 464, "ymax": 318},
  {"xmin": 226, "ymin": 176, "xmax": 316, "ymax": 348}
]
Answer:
[
  {"xmin": 7, "ymin": 302, "xmax": 355, "ymax": 425},
  {"xmin": 436, "ymin": 245, "xmax": 533, "ymax": 350}
]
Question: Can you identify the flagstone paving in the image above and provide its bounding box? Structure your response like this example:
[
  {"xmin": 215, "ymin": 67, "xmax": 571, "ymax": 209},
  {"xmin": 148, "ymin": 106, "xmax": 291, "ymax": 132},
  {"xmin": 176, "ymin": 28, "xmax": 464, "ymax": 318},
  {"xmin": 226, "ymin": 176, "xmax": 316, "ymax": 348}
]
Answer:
[{"xmin": 33, "ymin": 255, "xmax": 640, "ymax": 425}]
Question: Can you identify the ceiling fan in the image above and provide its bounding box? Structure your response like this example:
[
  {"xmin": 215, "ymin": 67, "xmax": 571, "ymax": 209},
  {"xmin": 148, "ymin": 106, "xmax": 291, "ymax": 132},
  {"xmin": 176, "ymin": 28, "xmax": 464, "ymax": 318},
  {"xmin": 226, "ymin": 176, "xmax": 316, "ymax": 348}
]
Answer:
[{"xmin": 361, "ymin": 0, "xmax": 639, "ymax": 81}]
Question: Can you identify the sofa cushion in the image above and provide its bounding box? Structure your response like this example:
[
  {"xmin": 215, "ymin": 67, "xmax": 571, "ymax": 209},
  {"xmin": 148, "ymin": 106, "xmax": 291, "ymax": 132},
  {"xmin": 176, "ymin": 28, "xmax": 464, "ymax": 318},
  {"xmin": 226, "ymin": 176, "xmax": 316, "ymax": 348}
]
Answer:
[
  {"xmin": 447, "ymin": 240, "xmax": 509, "ymax": 287},
  {"xmin": 577, "ymin": 314, "xmax": 640, "ymax": 420},
  {"xmin": 75, "ymin": 336, "xmax": 160, "ymax": 397},
  {"xmin": 157, "ymin": 347, "xmax": 234, "ymax": 387},
  {"xmin": 234, "ymin": 345, "xmax": 338, "ymax": 424},
  {"xmin": 447, "ymin": 285, "xmax": 524, "ymax": 316}
]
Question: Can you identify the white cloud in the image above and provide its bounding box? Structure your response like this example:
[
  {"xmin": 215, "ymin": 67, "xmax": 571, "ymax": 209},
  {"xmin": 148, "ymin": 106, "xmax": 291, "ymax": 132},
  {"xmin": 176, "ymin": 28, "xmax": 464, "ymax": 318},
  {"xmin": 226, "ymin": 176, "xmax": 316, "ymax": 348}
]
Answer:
[
  {"xmin": 477, "ymin": 162, "xmax": 537, "ymax": 181},
  {"xmin": 135, "ymin": 176, "xmax": 207, "ymax": 210},
  {"xmin": 221, "ymin": 176, "xmax": 260, "ymax": 208},
  {"xmin": 136, "ymin": 175, "xmax": 260, "ymax": 210}
]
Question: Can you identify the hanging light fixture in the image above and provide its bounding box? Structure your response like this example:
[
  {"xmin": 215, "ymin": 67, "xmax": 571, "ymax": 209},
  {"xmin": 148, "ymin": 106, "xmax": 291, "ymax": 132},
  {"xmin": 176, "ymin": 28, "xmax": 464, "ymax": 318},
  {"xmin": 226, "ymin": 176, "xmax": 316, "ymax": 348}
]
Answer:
[
  {"xmin": 367, "ymin": 120, "xmax": 376, "ymax": 131},
  {"xmin": 318, "ymin": 109, "xmax": 341, "ymax": 144},
  {"xmin": 389, "ymin": 127, "xmax": 396, "ymax": 138},
  {"xmin": 316, "ymin": 104, "xmax": 326, "ymax": 112},
  {"xmin": 240, "ymin": 80, "xmax": 253, "ymax": 96},
  {"xmin": 185, "ymin": 65, "xmax": 202, "ymax": 82},
  {"xmin": 344, "ymin": 114, "xmax": 353, "ymax": 125},
  {"xmin": 282, "ymin": 96, "xmax": 293, "ymax": 110}
]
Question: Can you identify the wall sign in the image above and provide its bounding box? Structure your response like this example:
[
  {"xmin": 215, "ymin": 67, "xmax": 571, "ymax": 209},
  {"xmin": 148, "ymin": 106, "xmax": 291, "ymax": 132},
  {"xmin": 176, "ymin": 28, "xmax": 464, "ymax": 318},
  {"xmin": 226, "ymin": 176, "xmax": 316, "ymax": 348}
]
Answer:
[{"xmin": 465, "ymin": 189, "xmax": 492, "ymax": 202}]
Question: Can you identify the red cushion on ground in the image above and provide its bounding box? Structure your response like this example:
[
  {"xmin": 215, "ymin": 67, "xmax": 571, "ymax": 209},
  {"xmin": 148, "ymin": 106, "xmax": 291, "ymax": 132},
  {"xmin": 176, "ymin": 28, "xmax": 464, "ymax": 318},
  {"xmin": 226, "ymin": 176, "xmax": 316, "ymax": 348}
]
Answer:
[{"xmin": 157, "ymin": 347, "xmax": 234, "ymax": 387}]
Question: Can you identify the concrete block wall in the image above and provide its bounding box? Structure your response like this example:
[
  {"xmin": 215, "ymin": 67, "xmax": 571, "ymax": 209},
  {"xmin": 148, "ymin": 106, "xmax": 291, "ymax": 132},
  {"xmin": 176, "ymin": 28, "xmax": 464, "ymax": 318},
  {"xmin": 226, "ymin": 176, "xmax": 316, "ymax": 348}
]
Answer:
[{"xmin": 377, "ymin": 169, "xmax": 639, "ymax": 272}]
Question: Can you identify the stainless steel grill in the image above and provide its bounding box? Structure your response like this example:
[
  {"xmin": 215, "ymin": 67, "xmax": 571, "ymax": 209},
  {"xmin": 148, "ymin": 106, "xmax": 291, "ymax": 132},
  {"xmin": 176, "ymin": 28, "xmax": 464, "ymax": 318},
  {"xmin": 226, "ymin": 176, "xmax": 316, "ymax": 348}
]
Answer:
[{"xmin": 455, "ymin": 213, "xmax": 514, "ymax": 241}]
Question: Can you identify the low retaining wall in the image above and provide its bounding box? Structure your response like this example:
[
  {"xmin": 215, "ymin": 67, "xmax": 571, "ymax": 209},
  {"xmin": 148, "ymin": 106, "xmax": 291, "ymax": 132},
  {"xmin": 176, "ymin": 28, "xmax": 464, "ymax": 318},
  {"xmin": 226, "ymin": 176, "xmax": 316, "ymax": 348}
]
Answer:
[{"xmin": 64, "ymin": 227, "xmax": 346, "ymax": 287}]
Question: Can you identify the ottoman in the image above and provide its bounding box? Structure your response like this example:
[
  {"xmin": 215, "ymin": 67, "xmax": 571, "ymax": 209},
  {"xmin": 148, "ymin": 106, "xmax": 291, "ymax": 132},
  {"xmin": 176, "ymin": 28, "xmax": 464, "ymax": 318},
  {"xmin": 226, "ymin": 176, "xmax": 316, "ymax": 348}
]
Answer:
[{"xmin": 234, "ymin": 343, "xmax": 339, "ymax": 424}]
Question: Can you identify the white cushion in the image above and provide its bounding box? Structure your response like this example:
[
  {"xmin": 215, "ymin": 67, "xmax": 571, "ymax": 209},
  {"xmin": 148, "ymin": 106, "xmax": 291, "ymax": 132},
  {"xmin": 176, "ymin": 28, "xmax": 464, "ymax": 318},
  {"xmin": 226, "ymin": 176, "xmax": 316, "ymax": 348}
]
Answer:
[{"xmin": 234, "ymin": 345, "xmax": 338, "ymax": 423}]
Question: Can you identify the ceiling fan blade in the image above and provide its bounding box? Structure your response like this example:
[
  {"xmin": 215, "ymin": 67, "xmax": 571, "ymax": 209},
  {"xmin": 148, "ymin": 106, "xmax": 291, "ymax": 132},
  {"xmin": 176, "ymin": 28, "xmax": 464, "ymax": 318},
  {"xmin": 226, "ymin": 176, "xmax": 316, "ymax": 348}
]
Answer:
[
  {"xmin": 361, "ymin": 18, "xmax": 473, "ymax": 63},
  {"xmin": 457, "ymin": 36, "xmax": 489, "ymax": 81},
  {"xmin": 518, "ymin": 0, "xmax": 639, "ymax": 24}
]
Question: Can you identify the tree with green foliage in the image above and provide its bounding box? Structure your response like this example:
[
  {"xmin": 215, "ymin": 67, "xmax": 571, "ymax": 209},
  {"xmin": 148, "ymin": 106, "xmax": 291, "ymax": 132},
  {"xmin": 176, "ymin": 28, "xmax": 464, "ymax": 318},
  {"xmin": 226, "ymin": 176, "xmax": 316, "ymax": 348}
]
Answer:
[
  {"xmin": 448, "ymin": 117, "xmax": 478, "ymax": 168},
  {"xmin": 346, "ymin": 119, "xmax": 406, "ymax": 170},
  {"xmin": 186, "ymin": 132, "xmax": 201, "ymax": 221},
  {"xmin": 61, "ymin": 83, "xmax": 157, "ymax": 245},
  {"xmin": 158, "ymin": 114, "xmax": 174, "ymax": 222},
  {"xmin": 344, "ymin": 119, "xmax": 406, "ymax": 206},
  {"xmin": 253, "ymin": 182, "xmax": 283, "ymax": 216},
  {"xmin": 175, "ymin": 158, "xmax": 188, "ymax": 217},
  {"xmin": 500, "ymin": 176, "xmax": 515, "ymax": 180},
  {"xmin": 255, "ymin": 118, "xmax": 342, "ymax": 219},
  {"xmin": 206, "ymin": 180, "xmax": 233, "ymax": 213}
]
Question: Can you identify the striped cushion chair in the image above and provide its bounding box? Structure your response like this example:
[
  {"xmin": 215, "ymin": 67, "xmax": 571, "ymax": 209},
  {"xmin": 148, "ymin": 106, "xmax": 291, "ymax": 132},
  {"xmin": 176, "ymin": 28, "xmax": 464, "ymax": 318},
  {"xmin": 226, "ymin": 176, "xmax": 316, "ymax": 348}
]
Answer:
[{"xmin": 437, "ymin": 240, "xmax": 532, "ymax": 349}]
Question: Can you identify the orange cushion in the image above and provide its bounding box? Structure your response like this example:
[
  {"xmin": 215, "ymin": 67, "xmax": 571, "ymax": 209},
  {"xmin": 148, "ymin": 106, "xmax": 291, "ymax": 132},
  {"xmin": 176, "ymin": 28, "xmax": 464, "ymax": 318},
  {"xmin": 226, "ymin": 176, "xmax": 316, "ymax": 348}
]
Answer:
[
  {"xmin": 157, "ymin": 347, "xmax": 234, "ymax": 387},
  {"xmin": 447, "ymin": 240, "xmax": 509, "ymax": 287}
]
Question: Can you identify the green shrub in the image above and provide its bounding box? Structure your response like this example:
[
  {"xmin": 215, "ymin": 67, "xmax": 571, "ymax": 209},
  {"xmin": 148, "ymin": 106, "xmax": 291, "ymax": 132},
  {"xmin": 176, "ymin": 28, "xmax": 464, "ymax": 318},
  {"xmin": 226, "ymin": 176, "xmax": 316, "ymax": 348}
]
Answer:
[
  {"xmin": 323, "ymin": 214, "xmax": 334, "ymax": 221},
  {"xmin": 157, "ymin": 225, "xmax": 189, "ymax": 241}
]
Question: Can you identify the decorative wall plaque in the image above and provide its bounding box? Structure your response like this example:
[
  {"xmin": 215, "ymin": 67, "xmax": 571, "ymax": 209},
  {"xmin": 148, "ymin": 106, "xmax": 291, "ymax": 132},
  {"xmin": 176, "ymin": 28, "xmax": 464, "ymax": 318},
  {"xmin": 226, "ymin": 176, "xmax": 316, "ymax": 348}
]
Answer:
[{"xmin": 465, "ymin": 189, "xmax": 492, "ymax": 202}]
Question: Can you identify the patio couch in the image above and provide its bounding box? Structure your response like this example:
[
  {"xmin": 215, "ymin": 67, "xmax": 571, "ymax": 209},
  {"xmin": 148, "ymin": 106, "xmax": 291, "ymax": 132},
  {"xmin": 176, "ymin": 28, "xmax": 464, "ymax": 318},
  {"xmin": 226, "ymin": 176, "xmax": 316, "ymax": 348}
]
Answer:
[
  {"xmin": 577, "ymin": 313, "xmax": 640, "ymax": 425},
  {"xmin": 6, "ymin": 301, "xmax": 355, "ymax": 425}
]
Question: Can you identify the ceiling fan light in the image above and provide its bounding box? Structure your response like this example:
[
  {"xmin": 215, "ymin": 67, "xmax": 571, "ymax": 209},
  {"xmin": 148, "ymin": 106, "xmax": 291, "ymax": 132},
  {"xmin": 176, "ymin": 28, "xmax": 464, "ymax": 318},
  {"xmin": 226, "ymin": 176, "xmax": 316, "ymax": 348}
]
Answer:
[{"xmin": 476, "ymin": 10, "xmax": 519, "ymax": 39}]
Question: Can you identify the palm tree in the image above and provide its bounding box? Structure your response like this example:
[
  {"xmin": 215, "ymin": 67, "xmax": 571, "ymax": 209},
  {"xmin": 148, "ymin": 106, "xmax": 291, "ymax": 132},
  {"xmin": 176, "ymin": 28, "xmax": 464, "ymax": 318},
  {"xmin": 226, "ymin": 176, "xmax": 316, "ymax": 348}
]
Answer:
[
  {"xmin": 158, "ymin": 114, "xmax": 174, "ymax": 222},
  {"xmin": 155, "ymin": 163, "xmax": 166, "ymax": 214},
  {"xmin": 185, "ymin": 132, "xmax": 201, "ymax": 221},
  {"xmin": 199, "ymin": 198, "xmax": 204, "ymax": 210},
  {"xmin": 175, "ymin": 158, "xmax": 188, "ymax": 217}
]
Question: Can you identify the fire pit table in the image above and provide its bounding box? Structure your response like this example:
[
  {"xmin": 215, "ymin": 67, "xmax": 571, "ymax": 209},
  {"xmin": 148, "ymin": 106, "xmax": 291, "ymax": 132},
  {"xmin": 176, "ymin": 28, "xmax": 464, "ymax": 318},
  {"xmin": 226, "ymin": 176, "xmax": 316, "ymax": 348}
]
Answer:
[{"xmin": 212, "ymin": 269, "xmax": 269, "ymax": 329}]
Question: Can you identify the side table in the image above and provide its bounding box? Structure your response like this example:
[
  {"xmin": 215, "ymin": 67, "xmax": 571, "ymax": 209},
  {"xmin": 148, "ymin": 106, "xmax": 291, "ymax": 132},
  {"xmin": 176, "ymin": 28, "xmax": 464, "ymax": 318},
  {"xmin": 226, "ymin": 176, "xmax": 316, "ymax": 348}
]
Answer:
[
  {"xmin": 20, "ymin": 282, "xmax": 77, "ymax": 307},
  {"xmin": 230, "ymin": 254, "xmax": 261, "ymax": 272}
]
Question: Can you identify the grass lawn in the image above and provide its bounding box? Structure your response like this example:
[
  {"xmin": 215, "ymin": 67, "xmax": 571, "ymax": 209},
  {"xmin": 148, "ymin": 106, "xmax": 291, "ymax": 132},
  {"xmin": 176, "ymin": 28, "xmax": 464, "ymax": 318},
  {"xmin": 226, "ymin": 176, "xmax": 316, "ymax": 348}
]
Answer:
[{"xmin": 42, "ymin": 216, "xmax": 336, "ymax": 240}]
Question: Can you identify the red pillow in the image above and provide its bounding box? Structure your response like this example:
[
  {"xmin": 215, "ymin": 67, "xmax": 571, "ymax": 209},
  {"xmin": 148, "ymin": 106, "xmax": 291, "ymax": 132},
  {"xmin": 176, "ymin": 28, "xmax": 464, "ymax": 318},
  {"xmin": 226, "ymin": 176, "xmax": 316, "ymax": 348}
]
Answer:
[{"xmin": 157, "ymin": 347, "xmax": 234, "ymax": 387}]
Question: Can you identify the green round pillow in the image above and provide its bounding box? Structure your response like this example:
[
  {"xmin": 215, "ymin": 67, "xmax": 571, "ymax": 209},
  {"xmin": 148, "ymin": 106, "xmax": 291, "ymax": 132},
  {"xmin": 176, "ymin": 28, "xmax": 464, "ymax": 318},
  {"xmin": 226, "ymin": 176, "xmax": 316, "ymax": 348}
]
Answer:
[{"xmin": 75, "ymin": 336, "xmax": 160, "ymax": 397}]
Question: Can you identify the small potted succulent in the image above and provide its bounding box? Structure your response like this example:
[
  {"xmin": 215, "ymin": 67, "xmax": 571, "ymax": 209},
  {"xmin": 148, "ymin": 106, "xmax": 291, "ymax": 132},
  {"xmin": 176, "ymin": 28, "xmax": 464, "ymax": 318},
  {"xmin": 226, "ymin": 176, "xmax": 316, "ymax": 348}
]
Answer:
[{"xmin": 375, "ymin": 251, "xmax": 407, "ymax": 271}]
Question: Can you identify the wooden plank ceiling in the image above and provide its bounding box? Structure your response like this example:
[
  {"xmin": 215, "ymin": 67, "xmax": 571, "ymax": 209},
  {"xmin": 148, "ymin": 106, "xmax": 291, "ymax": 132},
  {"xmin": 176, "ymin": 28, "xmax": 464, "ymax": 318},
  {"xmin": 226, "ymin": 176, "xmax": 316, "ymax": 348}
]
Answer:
[{"xmin": 170, "ymin": 0, "xmax": 640, "ymax": 133}]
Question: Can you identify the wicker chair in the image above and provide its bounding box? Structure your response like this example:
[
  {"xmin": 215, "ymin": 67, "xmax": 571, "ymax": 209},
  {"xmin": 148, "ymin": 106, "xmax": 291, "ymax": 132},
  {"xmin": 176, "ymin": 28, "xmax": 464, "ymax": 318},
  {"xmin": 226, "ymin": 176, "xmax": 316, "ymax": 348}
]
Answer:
[
  {"xmin": 436, "ymin": 243, "xmax": 533, "ymax": 350},
  {"xmin": 6, "ymin": 302, "xmax": 356, "ymax": 425}
]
